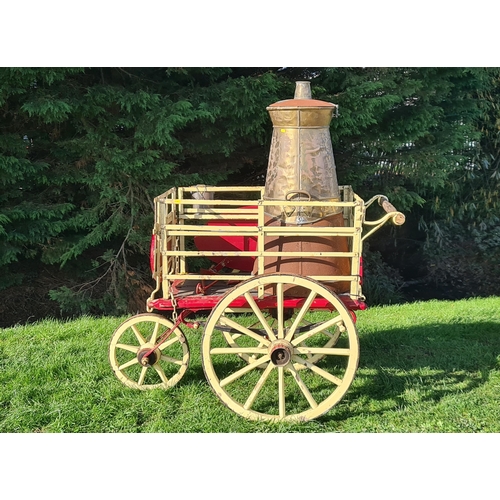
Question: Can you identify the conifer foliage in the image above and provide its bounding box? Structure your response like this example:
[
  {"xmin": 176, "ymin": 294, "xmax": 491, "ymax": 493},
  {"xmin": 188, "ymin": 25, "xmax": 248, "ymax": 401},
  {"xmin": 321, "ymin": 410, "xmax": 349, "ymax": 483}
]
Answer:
[{"xmin": 0, "ymin": 68, "xmax": 284, "ymax": 321}]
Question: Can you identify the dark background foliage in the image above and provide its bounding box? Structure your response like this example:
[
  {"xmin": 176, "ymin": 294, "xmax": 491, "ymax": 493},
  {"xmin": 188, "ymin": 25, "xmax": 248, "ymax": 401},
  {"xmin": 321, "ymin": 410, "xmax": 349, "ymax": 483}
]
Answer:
[{"xmin": 1, "ymin": 67, "xmax": 499, "ymax": 326}]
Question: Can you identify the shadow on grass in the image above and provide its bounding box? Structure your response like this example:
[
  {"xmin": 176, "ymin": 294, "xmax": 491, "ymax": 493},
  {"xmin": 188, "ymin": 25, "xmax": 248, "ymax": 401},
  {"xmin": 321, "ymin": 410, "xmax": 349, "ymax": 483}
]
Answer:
[
  {"xmin": 321, "ymin": 320, "xmax": 500, "ymax": 422},
  {"xmin": 155, "ymin": 320, "xmax": 500, "ymax": 425}
]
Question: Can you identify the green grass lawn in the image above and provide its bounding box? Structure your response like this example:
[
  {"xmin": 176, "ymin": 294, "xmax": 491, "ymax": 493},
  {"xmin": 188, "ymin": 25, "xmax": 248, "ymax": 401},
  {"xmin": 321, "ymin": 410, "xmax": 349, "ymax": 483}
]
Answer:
[{"xmin": 1, "ymin": 296, "xmax": 499, "ymax": 433}]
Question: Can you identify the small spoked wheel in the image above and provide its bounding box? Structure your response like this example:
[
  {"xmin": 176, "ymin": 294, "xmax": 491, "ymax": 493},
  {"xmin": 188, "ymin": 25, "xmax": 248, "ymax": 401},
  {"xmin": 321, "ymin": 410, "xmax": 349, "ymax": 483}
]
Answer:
[
  {"xmin": 201, "ymin": 274, "xmax": 359, "ymax": 422},
  {"xmin": 109, "ymin": 313, "xmax": 190, "ymax": 390}
]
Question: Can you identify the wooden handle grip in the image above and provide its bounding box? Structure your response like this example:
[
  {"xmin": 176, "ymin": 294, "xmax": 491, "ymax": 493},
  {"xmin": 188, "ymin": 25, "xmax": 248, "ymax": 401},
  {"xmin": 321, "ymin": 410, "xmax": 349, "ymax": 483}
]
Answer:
[{"xmin": 380, "ymin": 198, "xmax": 405, "ymax": 225}]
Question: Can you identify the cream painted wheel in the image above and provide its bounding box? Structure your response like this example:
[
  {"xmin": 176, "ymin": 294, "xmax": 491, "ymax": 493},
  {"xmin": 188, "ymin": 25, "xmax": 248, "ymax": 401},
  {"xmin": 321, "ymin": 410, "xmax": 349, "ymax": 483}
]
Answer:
[
  {"xmin": 201, "ymin": 274, "xmax": 359, "ymax": 422},
  {"xmin": 109, "ymin": 313, "xmax": 190, "ymax": 390}
]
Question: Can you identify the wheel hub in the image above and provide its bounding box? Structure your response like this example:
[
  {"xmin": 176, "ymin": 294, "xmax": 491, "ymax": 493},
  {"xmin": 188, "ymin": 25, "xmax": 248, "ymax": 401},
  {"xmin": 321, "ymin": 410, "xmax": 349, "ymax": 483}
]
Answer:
[
  {"xmin": 269, "ymin": 340, "xmax": 293, "ymax": 367},
  {"xmin": 137, "ymin": 346, "xmax": 159, "ymax": 367}
]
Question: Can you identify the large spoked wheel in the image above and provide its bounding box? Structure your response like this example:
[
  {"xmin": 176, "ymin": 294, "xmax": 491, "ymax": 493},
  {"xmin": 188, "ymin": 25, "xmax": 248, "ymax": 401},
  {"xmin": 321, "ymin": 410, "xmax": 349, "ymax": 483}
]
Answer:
[
  {"xmin": 201, "ymin": 274, "xmax": 359, "ymax": 422},
  {"xmin": 109, "ymin": 313, "xmax": 190, "ymax": 390}
]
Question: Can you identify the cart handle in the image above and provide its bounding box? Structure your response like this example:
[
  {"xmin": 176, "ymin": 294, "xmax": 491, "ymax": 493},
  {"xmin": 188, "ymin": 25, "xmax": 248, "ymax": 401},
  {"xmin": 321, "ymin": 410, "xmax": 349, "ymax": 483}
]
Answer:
[
  {"xmin": 378, "ymin": 196, "xmax": 405, "ymax": 226},
  {"xmin": 361, "ymin": 194, "xmax": 406, "ymax": 241}
]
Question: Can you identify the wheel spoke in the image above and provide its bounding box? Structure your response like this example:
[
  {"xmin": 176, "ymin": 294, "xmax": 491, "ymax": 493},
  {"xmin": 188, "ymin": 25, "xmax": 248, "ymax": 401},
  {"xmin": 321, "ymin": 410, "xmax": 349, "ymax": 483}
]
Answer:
[
  {"xmin": 160, "ymin": 354, "xmax": 185, "ymax": 365},
  {"xmin": 243, "ymin": 362, "xmax": 274, "ymax": 410},
  {"xmin": 324, "ymin": 328, "xmax": 338, "ymax": 339},
  {"xmin": 295, "ymin": 347, "xmax": 351, "ymax": 356},
  {"xmin": 285, "ymin": 290, "xmax": 317, "ymax": 341},
  {"xmin": 150, "ymin": 322, "xmax": 161, "ymax": 344},
  {"xmin": 292, "ymin": 356, "xmax": 343, "ymax": 386},
  {"xmin": 118, "ymin": 357, "xmax": 139, "ymax": 371},
  {"xmin": 220, "ymin": 354, "xmax": 271, "ymax": 388},
  {"xmin": 131, "ymin": 325, "xmax": 147, "ymax": 345},
  {"xmin": 291, "ymin": 316, "xmax": 344, "ymax": 347},
  {"xmin": 297, "ymin": 325, "xmax": 342, "ymax": 364},
  {"xmin": 277, "ymin": 282, "xmax": 284, "ymax": 339},
  {"xmin": 287, "ymin": 364, "xmax": 318, "ymax": 409},
  {"xmin": 251, "ymin": 342, "xmax": 266, "ymax": 362},
  {"xmin": 153, "ymin": 364, "xmax": 169, "ymax": 384},
  {"xmin": 219, "ymin": 316, "xmax": 271, "ymax": 346},
  {"xmin": 158, "ymin": 335, "xmax": 181, "ymax": 351},
  {"xmin": 138, "ymin": 366, "xmax": 148, "ymax": 386},
  {"xmin": 222, "ymin": 329, "xmax": 267, "ymax": 364},
  {"xmin": 278, "ymin": 367, "xmax": 285, "ymax": 418},
  {"xmin": 116, "ymin": 343, "xmax": 139, "ymax": 354},
  {"xmin": 244, "ymin": 292, "xmax": 277, "ymax": 341}
]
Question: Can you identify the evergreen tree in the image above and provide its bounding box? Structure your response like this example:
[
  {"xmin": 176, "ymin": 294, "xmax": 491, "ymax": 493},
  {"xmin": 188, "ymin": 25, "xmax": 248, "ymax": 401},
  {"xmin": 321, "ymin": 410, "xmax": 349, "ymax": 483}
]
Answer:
[
  {"xmin": 415, "ymin": 69, "xmax": 500, "ymax": 297},
  {"xmin": 0, "ymin": 68, "xmax": 284, "ymax": 321},
  {"xmin": 309, "ymin": 67, "xmax": 499, "ymax": 298}
]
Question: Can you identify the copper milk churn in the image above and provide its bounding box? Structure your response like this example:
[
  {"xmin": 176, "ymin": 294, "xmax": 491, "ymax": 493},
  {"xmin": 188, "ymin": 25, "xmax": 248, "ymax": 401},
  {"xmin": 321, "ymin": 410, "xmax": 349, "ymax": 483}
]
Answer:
[{"xmin": 255, "ymin": 81, "xmax": 351, "ymax": 295}]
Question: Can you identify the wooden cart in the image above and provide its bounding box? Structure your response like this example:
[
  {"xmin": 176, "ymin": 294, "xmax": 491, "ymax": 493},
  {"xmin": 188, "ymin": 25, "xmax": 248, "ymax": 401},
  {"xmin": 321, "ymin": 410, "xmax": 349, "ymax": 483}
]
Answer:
[{"xmin": 109, "ymin": 184, "xmax": 404, "ymax": 422}]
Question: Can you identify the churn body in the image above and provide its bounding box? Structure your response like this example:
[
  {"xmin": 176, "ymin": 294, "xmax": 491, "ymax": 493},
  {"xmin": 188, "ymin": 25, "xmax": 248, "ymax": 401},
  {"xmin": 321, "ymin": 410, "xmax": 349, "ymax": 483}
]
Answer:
[{"xmin": 255, "ymin": 82, "xmax": 351, "ymax": 295}]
